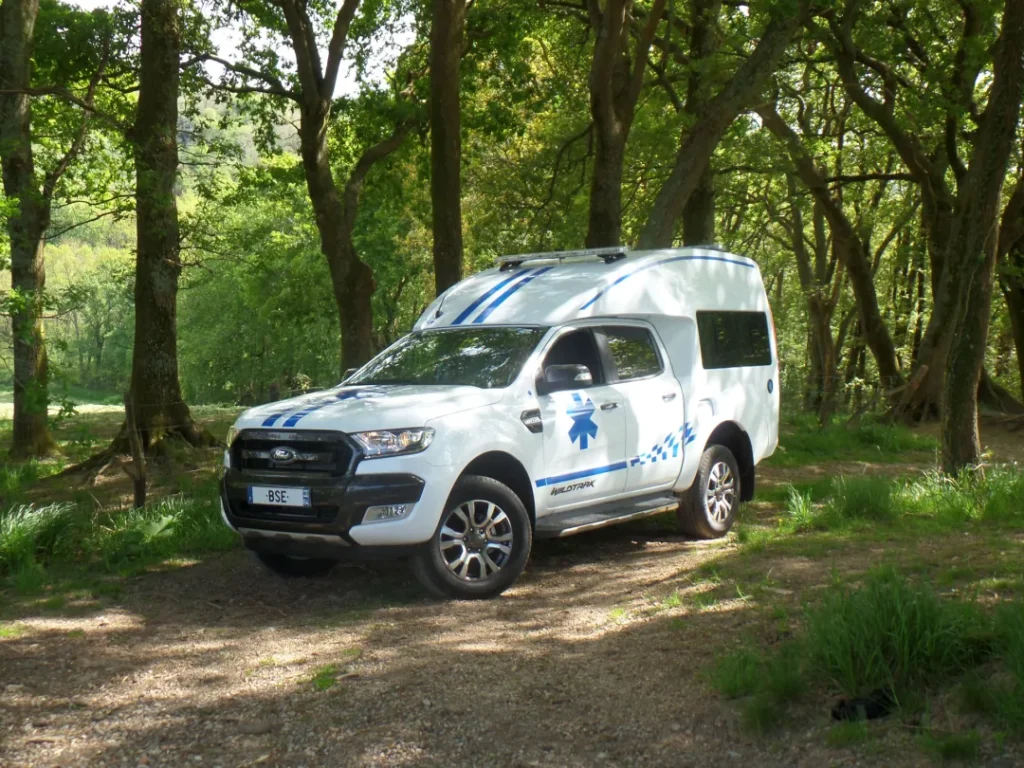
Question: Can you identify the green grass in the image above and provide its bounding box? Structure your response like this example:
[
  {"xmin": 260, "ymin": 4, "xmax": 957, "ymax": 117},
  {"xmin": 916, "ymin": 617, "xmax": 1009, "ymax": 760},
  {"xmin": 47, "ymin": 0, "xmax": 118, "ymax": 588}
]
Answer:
[
  {"xmin": 710, "ymin": 568, "xmax": 1024, "ymax": 749},
  {"xmin": 768, "ymin": 416, "xmax": 937, "ymax": 467},
  {"xmin": 750, "ymin": 468, "xmax": 1024, "ymax": 546},
  {"xmin": 310, "ymin": 664, "xmax": 338, "ymax": 691},
  {"xmin": 918, "ymin": 730, "xmax": 981, "ymax": 763},
  {"xmin": 825, "ymin": 720, "xmax": 872, "ymax": 748},
  {"xmin": 805, "ymin": 568, "xmax": 991, "ymax": 701},
  {"xmin": 0, "ymin": 479, "xmax": 238, "ymax": 594},
  {"xmin": 0, "ymin": 623, "xmax": 27, "ymax": 638},
  {"xmin": 708, "ymin": 642, "xmax": 808, "ymax": 732}
]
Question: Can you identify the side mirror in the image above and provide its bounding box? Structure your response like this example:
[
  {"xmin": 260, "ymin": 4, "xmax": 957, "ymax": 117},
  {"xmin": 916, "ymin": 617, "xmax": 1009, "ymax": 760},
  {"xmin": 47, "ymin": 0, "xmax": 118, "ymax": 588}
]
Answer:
[
  {"xmin": 342, "ymin": 367, "xmax": 359, "ymax": 382},
  {"xmin": 538, "ymin": 364, "xmax": 593, "ymax": 395}
]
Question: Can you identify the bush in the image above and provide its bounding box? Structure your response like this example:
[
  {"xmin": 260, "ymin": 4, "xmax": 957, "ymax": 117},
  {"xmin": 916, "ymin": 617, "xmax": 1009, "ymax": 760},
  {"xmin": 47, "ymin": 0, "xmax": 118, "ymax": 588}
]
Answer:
[
  {"xmin": 805, "ymin": 568, "xmax": 991, "ymax": 701},
  {"xmin": 1, "ymin": 484, "xmax": 237, "ymax": 589},
  {"xmin": 0, "ymin": 503, "xmax": 83, "ymax": 575}
]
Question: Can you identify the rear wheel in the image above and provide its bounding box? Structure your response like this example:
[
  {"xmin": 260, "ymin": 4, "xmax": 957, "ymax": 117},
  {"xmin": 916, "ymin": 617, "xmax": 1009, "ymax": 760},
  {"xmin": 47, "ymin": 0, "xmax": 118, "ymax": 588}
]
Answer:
[
  {"xmin": 677, "ymin": 444, "xmax": 741, "ymax": 539},
  {"xmin": 411, "ymin": 475, "xmax": 532, "ymax": 600},
  {"xmin": 254, "ymin": 552, "xmax": 336, "ymax": 578}
]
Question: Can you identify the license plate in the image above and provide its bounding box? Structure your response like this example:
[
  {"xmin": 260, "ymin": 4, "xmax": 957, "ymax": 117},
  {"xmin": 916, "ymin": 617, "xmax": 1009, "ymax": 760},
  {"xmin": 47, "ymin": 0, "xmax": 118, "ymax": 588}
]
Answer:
[{"xmin": 248, "ymin": 486, "xmax": 311, "ymax": 507}]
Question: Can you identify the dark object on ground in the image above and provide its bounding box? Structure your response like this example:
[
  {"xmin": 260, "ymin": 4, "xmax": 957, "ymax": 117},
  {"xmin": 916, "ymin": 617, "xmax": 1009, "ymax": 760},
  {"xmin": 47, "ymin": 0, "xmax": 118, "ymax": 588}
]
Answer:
[{"xmin": 831, "ymin": 687, "xmax": 896, "ymax": 721}]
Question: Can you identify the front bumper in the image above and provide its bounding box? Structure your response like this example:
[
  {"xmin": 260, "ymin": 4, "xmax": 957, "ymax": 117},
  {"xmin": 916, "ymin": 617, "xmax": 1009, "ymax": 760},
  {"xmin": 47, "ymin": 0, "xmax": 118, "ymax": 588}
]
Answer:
[{"xmin": 221, "ymin": 469, "xmax": 425, "ymax": 558}]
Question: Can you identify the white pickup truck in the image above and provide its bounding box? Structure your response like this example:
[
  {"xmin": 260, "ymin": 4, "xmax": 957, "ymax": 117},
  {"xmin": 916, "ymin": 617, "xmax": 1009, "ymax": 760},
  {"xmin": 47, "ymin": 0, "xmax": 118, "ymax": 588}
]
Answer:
[{"xmin": 221, "ymin": 246, "xmax": 779, "ymax": 599}]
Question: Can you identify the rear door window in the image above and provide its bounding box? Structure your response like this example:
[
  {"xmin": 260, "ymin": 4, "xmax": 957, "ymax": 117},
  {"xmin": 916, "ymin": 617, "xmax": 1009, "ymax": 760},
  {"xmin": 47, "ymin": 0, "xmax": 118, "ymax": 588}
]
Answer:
[
  {"xmin": 696, "ymin": 311, "xmax": 772, "ymax": 369},
  {"xmin": 602, "ymin": 326, "xmax": 663, "ymax": 381}
]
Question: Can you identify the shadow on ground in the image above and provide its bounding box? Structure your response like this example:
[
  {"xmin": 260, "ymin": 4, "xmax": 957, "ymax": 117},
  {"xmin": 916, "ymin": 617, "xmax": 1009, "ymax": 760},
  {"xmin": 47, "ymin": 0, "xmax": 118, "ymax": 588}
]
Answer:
[{"xmin": 0, "ymin": 520, "xmax": 949, "ymax": 768}]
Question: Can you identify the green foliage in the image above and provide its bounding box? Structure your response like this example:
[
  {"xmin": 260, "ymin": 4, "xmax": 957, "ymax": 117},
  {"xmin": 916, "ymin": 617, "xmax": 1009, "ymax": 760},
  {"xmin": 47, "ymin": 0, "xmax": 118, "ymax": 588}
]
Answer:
[
  {"xmin": 804, "ymin": 568, "xmax": 991, "ymax": 700},
  {"xmin": 769, "ymin": 418, "xmax": 937, "ymax": 467},
  {"xmin": 771, "ymin": 467, "xmax": 1024, "ymax": 537},
  {"xmin": 711, "ymin": 569, "xmax": 1024, "ymax": 745},
  {"xmin": 917, "ymin": 730, "xmax": 981, "ymax": 763},
  {"xmin": 310, "ymin": 664, "xmax": 339, "ymax": 691},
  {"xmin": 709, "ymin": 642, "xmax": 808, "ymax": 733},
  {"xmin": 0, "ymin": 484, "xmax": 237, "ymax": 591}
]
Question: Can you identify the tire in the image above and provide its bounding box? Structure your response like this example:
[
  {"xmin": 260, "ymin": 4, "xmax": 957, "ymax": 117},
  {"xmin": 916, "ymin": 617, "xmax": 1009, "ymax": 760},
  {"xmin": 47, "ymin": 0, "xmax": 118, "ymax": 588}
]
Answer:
[
  {"xmin": 254, "ymin": 551, "xmax": 337, "ymax": 578},
  {"xmin": 677, "ymin": 444, "xmax": 741, "ymax": 539},
  {"xmin": 410, "ymin": 475, "xmax": 532, "ymax": 600}
]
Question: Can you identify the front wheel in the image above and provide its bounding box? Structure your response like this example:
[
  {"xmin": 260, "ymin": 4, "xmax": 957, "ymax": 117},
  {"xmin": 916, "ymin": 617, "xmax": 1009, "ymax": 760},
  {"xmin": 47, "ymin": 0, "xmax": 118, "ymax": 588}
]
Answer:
[
  {"xmin": 411, "ymin": 475, "xmax": 532, "ymax": 600},
  {"xmin": 677, "ymin": 444, "xmax": 741, "ymax": 539}
]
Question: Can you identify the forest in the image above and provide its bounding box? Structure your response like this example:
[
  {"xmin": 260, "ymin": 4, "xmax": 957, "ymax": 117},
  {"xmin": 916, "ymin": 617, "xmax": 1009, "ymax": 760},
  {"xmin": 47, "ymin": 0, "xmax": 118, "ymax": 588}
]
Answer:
[
  {"xmin": 2, "ymin": 0, "xmax": 1024, "ymax": 765},
  {"xmin": 0, "ymin": 0, "xmax": 1021, "ymax": 470}
]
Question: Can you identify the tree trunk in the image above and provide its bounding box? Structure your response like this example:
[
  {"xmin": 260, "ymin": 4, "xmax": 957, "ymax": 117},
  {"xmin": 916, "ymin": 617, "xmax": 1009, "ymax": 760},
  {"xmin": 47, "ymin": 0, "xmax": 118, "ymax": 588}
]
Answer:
[
  {"xmin": 297, "ymin": 106, "xmax": 377, "ymax": 372},
  {"xmin": 587, "ymin": 127, "xmax": 627, "ymax": 247},
  {"xmin": 0, "ymin": 0, "xmax": 55, "ymax": 457},
  {"xmin": 129, "ymin": 0, "xmax": 206, "ymax": 449},
  {"xmin": 680, "ymin": 0, "xmax": 719, "ymax": 247},
  {"xmin": 583, "ymin": 0, "xmax": 666, "ymax": 248},
  {"xmin": 759, "ymin": 105, "xmax": 903, "ymax": 392},
  {"xmin": 940, "ymin": 0, "xmax": 1024, "ymax": 473},
  {"xmin": 682, "ymin": 167, "xmax": 715, "ymax": 245},
  {"xmin": 429, "ymin": 0, "xmax": 466, "ymax": 293},
  {"xmin": 638, "ymin": 10, "xmax": 799, "ymax": 248},
  {"xmin": 1001, "ymin": 257, "xmax": 1024, "ymax": 399}
]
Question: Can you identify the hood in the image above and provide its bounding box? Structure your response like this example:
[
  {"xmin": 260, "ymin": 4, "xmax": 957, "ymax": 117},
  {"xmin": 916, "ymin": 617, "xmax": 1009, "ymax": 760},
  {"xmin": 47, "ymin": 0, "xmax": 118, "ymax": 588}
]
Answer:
[{"xmin": 235, "ymin": 384, "xmax": 502, "ymax": 433}]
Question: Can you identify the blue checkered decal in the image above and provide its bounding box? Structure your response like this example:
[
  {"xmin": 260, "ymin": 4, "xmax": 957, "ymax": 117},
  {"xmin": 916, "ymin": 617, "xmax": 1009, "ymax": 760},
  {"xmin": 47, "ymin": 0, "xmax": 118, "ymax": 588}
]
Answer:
[{"xmin": 629, "ymin": 422, "xmax": 696, "ymax": 467}]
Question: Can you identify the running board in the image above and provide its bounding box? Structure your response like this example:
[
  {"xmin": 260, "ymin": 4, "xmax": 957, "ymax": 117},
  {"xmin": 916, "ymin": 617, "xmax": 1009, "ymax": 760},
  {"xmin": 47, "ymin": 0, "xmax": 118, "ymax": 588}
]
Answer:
[{"xmin": 534, "ymin": 495, "xmax": 679, "ymax": 539}]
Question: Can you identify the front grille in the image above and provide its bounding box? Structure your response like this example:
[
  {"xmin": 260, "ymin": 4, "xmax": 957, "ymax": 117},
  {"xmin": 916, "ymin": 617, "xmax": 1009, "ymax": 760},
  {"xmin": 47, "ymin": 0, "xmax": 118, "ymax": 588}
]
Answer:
[
  {"xmin": 233, "ymin": 430, "xmax": 355, "ymax": 476},
  {"xmin": 232, "ymin": 502, "xmax": 339, "ymax": 523}
]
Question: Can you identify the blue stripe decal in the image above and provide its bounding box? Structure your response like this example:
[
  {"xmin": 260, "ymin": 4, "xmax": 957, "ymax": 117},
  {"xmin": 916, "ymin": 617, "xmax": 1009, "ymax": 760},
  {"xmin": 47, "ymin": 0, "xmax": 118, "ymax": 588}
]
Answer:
[
  {"xmin": 580, "ymin": 255, "xmax": 755, "ymax": 311},
  {"xmin": 473, "ymin": 266, "xmax": 554, "ymax": 324},
  {"xmin": 450, "ymin": 270, "xmax": 526, "ymax": 325},
  {"xmin": 261, "ymin": 411, "xmax": 291, "ymax": 427},
  {"xmin": 535, "ymin": 460, "xmax": 628, "ymax": 488},
  {"xmin": 281, "ymin": 402, "xmax": 330, "ymax": 428}
]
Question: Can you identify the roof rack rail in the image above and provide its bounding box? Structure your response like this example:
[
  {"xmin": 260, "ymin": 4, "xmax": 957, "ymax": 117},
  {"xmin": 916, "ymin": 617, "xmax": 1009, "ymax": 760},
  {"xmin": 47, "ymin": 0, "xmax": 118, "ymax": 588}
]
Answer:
[{"xmin": 496, "ymin": 246, "xmax": 629, "ymax": 271}]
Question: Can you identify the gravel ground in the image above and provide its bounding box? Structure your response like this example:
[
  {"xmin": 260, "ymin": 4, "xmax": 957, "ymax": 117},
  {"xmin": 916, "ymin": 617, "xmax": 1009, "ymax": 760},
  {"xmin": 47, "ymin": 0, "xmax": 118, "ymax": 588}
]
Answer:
[{"xmin": 2, "ymin": 523, "xmax": 983, "ymax": 768}]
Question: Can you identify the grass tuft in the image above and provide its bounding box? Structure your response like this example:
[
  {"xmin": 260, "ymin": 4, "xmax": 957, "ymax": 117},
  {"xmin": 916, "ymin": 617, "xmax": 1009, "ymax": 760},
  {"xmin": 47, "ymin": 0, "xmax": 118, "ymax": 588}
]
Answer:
[
  {"xmin": 805, "ymin": 567, "xmax": 990, "ymax": 700},
  {"xmin": 310, "ymin": 664, "xmax": 338, "ymax": 691},
  {"xmin": 1, "ymin": 482, "xmax": 237, "ymax": 593},
  {"xmin": 918, "ymin": 730, "xmax": 981, "ymax": 762}
]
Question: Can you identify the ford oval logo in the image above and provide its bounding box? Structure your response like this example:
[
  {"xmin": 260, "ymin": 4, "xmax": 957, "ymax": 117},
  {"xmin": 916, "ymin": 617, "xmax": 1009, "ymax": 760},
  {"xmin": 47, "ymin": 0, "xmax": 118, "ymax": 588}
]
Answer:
[{"xmin": 270, "ymin": 446, "xmax": 298, "ymax": 464}]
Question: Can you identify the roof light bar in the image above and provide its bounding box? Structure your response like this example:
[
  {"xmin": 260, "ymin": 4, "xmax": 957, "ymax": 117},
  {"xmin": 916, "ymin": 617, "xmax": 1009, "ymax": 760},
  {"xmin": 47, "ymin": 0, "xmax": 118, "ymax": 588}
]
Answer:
[{"xmin": 496, "ymin": 246, "xmax": 629, "ymax": 270}]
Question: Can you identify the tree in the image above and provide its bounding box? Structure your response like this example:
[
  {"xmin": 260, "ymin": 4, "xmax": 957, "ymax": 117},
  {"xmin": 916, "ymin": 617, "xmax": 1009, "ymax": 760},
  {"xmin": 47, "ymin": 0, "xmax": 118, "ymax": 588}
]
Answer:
[
  {"xmin": 582, "ymin": 0, "xmax": 666, "ymax": 247},
  {"xmin": 128, "ymin": 0, "xmax": 210, "ymax": 448},
  {"xmin": 0, "ymin": 0, "xmax": 109, "ymax": 457},
  {"xmin": 939, "ymin": 0, "xmax": 1024, "ymax": 471},
  {"xmin": 202, "ymin": 0, "xmax": 418, "ymax": 371},
  {"xmin": 430, "ymin": 0, "xmax": 466, "ymax": 292},
  {"xmin": 638, "ymin": 4, "xmax": 802, "ymax": 247}
]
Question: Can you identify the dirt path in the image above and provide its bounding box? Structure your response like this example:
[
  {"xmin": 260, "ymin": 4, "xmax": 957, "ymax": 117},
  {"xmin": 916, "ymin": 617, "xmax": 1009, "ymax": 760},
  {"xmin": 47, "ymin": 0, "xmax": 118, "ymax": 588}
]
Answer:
[{"xmin": 1, "ymin": 524, "xmax": 948, "ymax": 768}]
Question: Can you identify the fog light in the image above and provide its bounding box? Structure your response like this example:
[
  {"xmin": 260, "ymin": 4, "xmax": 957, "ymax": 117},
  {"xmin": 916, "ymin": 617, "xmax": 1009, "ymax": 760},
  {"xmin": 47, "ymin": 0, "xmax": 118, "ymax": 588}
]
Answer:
[{"xmin": 363, "ymin": 503, "xmax": 413, "ymax": 523}]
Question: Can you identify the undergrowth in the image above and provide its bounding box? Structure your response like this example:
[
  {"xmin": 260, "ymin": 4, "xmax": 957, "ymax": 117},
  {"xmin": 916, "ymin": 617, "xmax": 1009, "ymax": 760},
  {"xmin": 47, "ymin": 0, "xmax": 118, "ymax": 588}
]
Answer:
[
  {"xmin": 769, "ymin": 416, "xmax": 937, "ymax": 467},
  {"xmin": 709, "ymin": 568, "xmax": 1024, "ymax": 743},
  {"xmin": 777, "ymin": 468, "xmax": 1024, "ymax": 535},
  {"xmin": 0, "ymin": 480, "xmax": 237, "ymax": 593}
]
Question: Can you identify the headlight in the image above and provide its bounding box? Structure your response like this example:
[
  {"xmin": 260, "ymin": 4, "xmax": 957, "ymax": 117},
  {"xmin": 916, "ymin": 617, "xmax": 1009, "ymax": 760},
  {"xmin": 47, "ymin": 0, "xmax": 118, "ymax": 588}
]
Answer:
[
  {"xmin": 226, "ymin": 426, "xmax": 239, "ymax": 447},
  {"xmin": 351, "ymin": 428, "xmax": 434, "ymax": 458}
]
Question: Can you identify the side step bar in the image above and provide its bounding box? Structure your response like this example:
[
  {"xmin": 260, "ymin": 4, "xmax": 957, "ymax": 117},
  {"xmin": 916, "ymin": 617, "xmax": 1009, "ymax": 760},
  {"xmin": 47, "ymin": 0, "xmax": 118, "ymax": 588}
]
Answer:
[{"xmin": 535, "ymin": 495, "xmax": 679, "ymax": 539}]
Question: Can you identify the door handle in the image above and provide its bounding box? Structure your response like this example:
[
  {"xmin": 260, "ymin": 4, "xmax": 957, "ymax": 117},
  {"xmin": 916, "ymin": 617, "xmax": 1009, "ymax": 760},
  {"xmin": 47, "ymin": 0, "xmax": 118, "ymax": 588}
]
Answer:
[
  {"xmin": 662, "ymin": 392, "xmax": 677, "ymax": 402},
  {"xmin": 600, "ymin": 402, "xmax": 619, "ymax": 410}
]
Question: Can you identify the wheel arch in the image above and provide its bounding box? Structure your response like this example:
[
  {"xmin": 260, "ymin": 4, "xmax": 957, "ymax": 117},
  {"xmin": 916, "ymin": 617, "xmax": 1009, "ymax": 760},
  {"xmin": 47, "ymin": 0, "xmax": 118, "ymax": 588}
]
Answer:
[
  {"xmin": 460, "ymin": 451, "xmax": 537, "ymax": 527},
  {"xmin": 705, "ymin": 421, "xmax": 755, "ymax": 501}
]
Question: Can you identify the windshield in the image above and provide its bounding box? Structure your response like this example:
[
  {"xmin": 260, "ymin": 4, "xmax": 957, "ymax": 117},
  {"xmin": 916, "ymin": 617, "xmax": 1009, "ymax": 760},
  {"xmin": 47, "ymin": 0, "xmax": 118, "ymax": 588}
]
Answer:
[{"xmin": 348, "ymin": 326, "xmax": 546, "ymax": 389}]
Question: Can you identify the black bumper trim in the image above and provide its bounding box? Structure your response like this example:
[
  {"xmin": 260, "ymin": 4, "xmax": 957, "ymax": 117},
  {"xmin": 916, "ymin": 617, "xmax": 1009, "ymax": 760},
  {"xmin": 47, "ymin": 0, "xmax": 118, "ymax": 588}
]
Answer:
[{"xmin": 221, "ymin": 471, "xmax": 425, "ymax": 541}]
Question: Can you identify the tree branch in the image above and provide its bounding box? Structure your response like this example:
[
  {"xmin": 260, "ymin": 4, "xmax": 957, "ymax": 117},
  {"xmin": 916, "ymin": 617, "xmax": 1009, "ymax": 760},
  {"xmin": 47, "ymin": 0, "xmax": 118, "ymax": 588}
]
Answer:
[{"xmin": 323, "ymin": 0, "xmax": 362, "ymax": 99}]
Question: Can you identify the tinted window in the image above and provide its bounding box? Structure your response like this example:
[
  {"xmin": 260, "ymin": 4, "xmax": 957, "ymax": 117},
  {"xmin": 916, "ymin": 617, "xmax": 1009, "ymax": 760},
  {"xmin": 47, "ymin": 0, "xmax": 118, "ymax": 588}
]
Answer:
[
  {"xmin": 696, "ymin": 311, "xmax": 772, "ymax": 369},
  {"xmin": 604, "ymin": 327, "xmax": 663, "ymax": 380},
  {"xmin": 349, "ymin": 327, "xmax": 545, "ymax": 388},
  {"xmin": 541, "ymin": 330, "xmax": 605, "ymax": 385}
]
